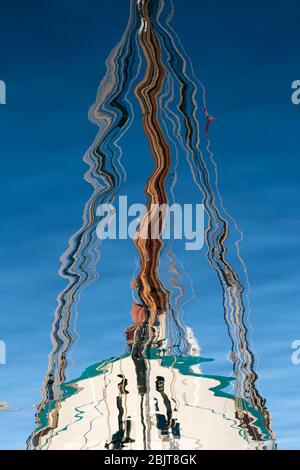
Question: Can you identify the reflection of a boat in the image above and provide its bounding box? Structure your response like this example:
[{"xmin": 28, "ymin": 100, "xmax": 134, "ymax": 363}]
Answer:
[{"xmin": 29, "ymin": 350, "xmax": 275, "ymax": 450}]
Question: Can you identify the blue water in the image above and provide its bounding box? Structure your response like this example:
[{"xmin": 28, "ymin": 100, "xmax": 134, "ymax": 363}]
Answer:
[{"xmin": 0, "ymin": 0, "xmax": 299, "ymax": 449}]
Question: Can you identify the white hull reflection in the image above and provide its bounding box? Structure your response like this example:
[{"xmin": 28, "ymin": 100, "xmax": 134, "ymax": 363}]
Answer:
[{"xmin": 29, "ymin": 352, "xmax": 275, "ymax": 450}]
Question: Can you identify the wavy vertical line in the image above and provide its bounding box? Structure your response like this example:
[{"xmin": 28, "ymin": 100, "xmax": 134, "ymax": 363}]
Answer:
[
  {"xmin": 32, "ymin": 2, "xmax": 143, "ymax": 448},
  {"xmin": 153, "ymin": 0, "xmax": 272, "ymax": 433},
  {"xmin": 133, "ymin": 0, "xmax": 171, "ymax": 324}
]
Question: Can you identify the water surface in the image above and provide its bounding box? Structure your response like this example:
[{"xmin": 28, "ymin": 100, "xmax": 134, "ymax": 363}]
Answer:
[{"xmin": 0, "ymin": 0, "xmax": 299, "ymax": 450}]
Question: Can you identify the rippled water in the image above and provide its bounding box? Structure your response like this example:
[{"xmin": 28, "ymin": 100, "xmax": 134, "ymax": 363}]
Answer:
[{"xmin": 0, "ymin": 0, "xmax": 299, "ymax": 450}]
